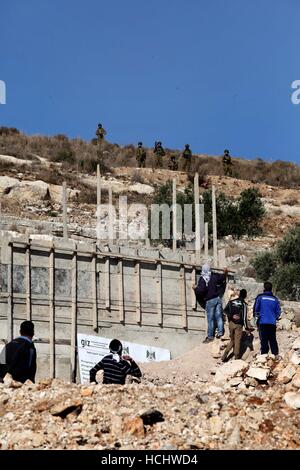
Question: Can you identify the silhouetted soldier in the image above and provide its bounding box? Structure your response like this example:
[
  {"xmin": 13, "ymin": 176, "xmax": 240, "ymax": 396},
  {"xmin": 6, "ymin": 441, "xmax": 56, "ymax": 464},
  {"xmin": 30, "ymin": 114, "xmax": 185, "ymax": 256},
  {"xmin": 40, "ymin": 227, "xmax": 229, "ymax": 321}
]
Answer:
[
  {"xmin": 153, "ymin": 141, "xmax": 165, "ymax": 169},
  {"xmin": 182, "ymin": 144, "xmax": 192, "ymax": 172},
  {"xmin": 168, "ymin": 154, "xmax": 178, "ymax": 171},
  {"xmin": 136, "ymin": 142, "xmax": 146, "ymax": 168},
  {"xmin": 96, "ymin": 123, "xmax": 107, "ymax": 144},
  {"xmin": 222, "ymin": 149, "xmax": 233, "ymax": 176}
]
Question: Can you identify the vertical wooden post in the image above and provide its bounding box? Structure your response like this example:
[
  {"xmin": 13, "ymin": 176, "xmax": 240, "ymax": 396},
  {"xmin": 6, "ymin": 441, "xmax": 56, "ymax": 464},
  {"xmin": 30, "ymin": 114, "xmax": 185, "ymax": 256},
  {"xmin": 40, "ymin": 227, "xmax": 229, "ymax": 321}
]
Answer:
[
  {"xmin": 204, "ymin": 222, "xmax": 209, "ymax": 260},
  {"xmin": 70, "ymin": 248, "xmax": 77, "ymax": 383},
  {"xmin": 118, "ymin": 259, "xmax": 124, "ymax": 323},
  {"xmin": 97, "ymin": 164, "xmax": 101, "ymax": 242},
  {"xmin": 49, "ymin": 246, "xmax": 55, "ymax": 378},
  {"xmin": 194, "ymin": 173, "xmax": 201, "ymax": 264},
  {"xmin": 105, "ymin": 257, "xmax": 110, "ymax": 310},
  {"xmin": 191, "ymin": 267, "xmax": 197, "ymax": 311},
  {"xmin": 26, "ymin": 242, "xmax": 31, "ymax": 321},
  {"xmin": 156, "ymin": 262, "xmax": 162, "ymax": 326},
  {"xmin": 212, "ymin": 185, "xmax": 218, "ymax": 267},
  {"xmin": 108, "ymin": 187, "xmax": 113, "ymax": 242},
  {"xmin": 62, "ymin": 181, "xmax": 68, "ymax": 240},
  {"xmin": 92, "ymin": 253, "xmax": 98, "ymax": 331},
  {"xmin": 180, "ymin": 265, "xmax": 187, "ymax": 329},
  {"xmin": 172, "ymin": 178, "xmax": 177, "ymax": 252},
  {"xmin": 7, "ymin": 242, "xmax": 13, "ymax": 342},
  {"xmin": 135, "ymin": 261, "xmax": 141, "ymax": 324}
]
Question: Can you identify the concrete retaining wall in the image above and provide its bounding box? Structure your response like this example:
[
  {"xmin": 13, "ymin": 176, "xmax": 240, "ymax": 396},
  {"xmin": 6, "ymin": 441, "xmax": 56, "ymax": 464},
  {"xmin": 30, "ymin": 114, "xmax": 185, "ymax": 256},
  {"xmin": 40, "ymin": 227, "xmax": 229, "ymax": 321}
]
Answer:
[{"xmin": 0, "ymin": 234, "xmax": 216, "ymax": 381}]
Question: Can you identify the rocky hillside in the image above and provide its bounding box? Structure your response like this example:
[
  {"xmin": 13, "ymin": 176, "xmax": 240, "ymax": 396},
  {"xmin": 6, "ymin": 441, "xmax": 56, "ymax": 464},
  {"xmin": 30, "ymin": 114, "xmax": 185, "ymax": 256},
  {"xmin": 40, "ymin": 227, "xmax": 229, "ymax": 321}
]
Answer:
[{"xmin": 0, "ymin": 329, "xmax": 299, "ymax": 450}]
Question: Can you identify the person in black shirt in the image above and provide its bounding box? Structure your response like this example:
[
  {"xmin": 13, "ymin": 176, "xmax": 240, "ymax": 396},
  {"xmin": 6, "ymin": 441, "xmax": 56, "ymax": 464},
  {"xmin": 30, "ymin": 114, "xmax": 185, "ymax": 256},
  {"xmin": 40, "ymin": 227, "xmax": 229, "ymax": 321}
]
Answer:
[
  {"xmin": 89, "ymin": 339, "xmax": 142, "ymax": 385},
  {"xmin": 0, "ymin": 321, "xmax": 37, "ymax": 383},
  {"xmin": 195, "ymin": 264, "xmax": 228, "ymax": 343},
  {"xmin": 222, "ymin": 289, "xmax": 250, "ymax": 361}
]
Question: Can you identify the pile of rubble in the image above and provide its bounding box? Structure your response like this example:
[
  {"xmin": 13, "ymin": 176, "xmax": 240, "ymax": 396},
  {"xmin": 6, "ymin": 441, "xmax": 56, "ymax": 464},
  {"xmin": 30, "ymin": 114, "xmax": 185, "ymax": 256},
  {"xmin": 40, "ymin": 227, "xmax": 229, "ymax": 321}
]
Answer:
[{"xmin": 0, "ymin": 332, "xmax": 299, "ymax": 450}]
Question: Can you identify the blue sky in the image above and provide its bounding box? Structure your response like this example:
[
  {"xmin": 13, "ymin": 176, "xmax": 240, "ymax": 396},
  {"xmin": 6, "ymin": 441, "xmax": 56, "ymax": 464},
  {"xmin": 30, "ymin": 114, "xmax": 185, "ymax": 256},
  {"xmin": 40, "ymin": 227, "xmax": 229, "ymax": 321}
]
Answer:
[{"xmin": 1, "ymin": 0, "xmax": 300, "ymax": 163}]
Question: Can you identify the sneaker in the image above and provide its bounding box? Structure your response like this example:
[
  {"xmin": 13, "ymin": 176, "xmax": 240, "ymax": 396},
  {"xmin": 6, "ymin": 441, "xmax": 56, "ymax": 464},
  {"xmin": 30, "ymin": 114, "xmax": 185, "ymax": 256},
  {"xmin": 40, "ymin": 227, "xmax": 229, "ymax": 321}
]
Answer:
[
  {"xmin": 274, "ymin": 355, "xmax": 282, "ymax": 361},
  {"xmin": 216, "ymin": 334, "xmax": 224, "ymax": 339},
  {"xmin": 203, "ymin": 337, "xmax": 214, "ymax": 344}
]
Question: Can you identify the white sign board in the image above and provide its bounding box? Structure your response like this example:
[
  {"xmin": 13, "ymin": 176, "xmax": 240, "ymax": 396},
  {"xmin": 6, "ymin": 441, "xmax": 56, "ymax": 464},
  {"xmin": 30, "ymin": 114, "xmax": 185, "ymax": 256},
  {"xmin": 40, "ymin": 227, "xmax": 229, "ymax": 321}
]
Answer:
[{"xmin": 77, "ymin": 334, "xmax": 171, "ymax": 384}]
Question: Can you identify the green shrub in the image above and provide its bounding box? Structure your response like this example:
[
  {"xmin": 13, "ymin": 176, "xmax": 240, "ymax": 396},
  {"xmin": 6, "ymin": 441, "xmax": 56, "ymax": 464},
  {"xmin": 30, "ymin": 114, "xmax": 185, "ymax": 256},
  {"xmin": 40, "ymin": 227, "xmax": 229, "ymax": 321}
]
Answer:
[
  {"xmin": 251, "ymin": 224, "xmax": 300, "ymax": 300},
  {"xmin": 251, "ymin": 252, "xmax": 278, "ymax": 282},
  {"xmin": 54, "ymin": 149, "xmax": 75, "ymax": 164}
]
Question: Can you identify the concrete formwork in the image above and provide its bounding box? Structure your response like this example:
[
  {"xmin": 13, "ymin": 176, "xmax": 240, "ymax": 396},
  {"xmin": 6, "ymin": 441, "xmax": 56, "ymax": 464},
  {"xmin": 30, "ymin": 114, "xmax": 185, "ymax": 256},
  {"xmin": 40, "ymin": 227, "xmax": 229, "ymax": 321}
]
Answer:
[{"xmin": 0, "ymin": 234, "xmax": 215, "ymax": 381}]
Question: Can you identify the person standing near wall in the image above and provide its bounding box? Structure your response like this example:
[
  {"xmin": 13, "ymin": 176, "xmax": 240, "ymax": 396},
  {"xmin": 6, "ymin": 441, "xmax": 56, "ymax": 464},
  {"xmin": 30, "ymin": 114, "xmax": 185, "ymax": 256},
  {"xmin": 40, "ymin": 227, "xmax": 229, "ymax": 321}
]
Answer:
[
  {"xmin": 253, "ymin": 282, "xmax": 281, "ymax": 358},
  {"xmin": 0, "ymin": 321, "xmax": 37, "ymax": 383},
  {"xmin": 195, "ymin": 264, "xmax": 228, "ymax": 343},
  {"xmin": 222, "ymin": 289, "xmax": 251, "ymax": 361}
]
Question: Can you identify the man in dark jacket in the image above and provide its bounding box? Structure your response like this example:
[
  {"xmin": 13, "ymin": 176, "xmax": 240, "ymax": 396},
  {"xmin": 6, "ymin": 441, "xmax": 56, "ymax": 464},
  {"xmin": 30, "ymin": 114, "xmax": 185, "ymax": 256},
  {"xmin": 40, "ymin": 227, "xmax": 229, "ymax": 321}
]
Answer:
[
  {"xmin": 222, "ymin": 289, "xmax": 250, "ymax": 361},
  {"xmin": 253, "ymin": 282, "xmax": 281, "ymax": 356},
  {"xmin": 89, "ymin": 339, "xmax": 142, "ymax": 385},
  {"xmin": 0, "ymin": 321, "xmax": 36, "ymax": 383},
  {"xmin": 195, "ymin": 264, "xmax": 228, "ymax": 343}
]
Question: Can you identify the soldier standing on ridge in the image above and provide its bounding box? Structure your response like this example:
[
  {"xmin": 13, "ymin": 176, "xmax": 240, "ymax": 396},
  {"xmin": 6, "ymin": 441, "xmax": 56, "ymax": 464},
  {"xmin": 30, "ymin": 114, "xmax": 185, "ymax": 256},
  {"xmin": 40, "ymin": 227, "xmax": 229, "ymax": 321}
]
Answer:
[
  {"xmin": 222, "ymin": 149, "xmax": 233, "ymax": 176},
  {"xmin": 96, "ymin": 123, "xmax": 107, "ymax": 144},
  {"xmin": 153, "ymin": 141, "xmax": 165, "ymax": 169},
  {"xmin": 182, "ymin": 144, "xmax": 192, "ymax": 172},
  {"xmin": 136, "ymin": 142, "xmax": 147, "ymax": 168},
  {"xmin": 168, "ymin": 154, "xmax": 178, "ymax": 171}
]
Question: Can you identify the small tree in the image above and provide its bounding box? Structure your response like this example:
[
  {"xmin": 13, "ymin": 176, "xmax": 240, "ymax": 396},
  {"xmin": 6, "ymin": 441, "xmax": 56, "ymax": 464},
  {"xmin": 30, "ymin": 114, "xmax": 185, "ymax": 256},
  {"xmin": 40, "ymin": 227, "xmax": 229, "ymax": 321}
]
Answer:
[{"xmin": 238, "ymin": 188, "xmax": 266, "ymax": 237}]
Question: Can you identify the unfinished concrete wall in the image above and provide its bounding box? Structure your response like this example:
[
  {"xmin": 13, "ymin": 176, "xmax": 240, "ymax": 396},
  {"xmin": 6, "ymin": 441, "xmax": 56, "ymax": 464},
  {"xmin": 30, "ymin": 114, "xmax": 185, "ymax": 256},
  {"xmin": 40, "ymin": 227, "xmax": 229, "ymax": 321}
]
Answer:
[{"xmin": 0, "ymin": 234, "xmax": 211, "ymax": 381}]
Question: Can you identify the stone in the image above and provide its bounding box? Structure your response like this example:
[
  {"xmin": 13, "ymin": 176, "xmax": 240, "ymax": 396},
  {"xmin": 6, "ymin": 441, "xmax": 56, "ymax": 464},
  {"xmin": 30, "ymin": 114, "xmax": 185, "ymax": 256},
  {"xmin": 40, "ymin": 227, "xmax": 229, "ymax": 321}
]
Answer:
[
  {"xmin": 227, "ymin": 425, "xmax": 241, "ymax": 447},
  {"xmin": 207, "ymin": 386, "xmax": 223, "ymax": 394},
  {"xmin": 284, "ymin": 392, "xmax": 300, "ymax": 409},
  {"xmin": 140, "ymin": 409, "xmax": 164, "ymax": 426},
  {"xmin": 228, "ymin": 377, "xmax": 243, "ymax": 387},
  {"xmin": 214, "ymin": 360, "xmax": 248, "ymax": 384},
  {"xmin": 278, "ymin": 318, "xmax": 292, "ymax": 331},
  {"xmin": 292, "ymin": 372, "xmax": 300, "ymax": 388},
  {"xmin": 80, "ymin": 387, "xmax": 94, "ymax": 397},
  {"xmin": 286, "ymin": 312, "xmax": 295, "ymax": 321},
  {"xmin": 50, "ymin": 399, "xmax": 83, "ymax": 418},
  {"xmin": 278, "ymin": 364, "xmax": 297, "ymax": 384},
  {"xmin": 255, "ymin": 354, "xmax": 268, "ymax": 364},
  {"xmin": 123, "ymin": 417, "xmax": 145, "ymax": 437},
  {"xmin": 246, "ymin": 367, "xmax": 270, "ymax": 381},
  {"xmin": 290, "ymin": 350, "xmax": 300, "ymax": 366},
  {"xmin": 209, "ymin": 416, "xmax": 223, "ymax": 435}
]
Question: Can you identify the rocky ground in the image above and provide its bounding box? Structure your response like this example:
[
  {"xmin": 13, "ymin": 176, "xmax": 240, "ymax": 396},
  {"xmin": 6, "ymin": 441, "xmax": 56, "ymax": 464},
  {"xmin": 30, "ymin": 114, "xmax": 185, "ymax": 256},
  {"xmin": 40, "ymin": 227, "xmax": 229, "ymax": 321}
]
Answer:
[{"xmin": 0, "ymin": 330, "xmax": 299, "ymax": 450}]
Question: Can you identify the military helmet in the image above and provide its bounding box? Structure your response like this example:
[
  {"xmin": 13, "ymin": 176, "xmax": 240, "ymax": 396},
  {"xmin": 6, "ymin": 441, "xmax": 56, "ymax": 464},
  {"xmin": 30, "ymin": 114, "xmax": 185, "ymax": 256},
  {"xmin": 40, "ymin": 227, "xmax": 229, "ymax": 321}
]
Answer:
[
  {"xmin": 98, "ymin": 123, "xmax": 102, "ymax": 128},
  {"xmin": 224, "ymin": 149, "xmax": 229, "ymax": 154},
  {"xmin": 157, "ymin": 141, "xmax": 162, "ymax": 146},
  {"xmin": 138, "ymin": 142, "xmax": 143, "ymax": 146},
  {"xmin": 185, "ymin": 144, "xmax": 190, "ymax": 148}
]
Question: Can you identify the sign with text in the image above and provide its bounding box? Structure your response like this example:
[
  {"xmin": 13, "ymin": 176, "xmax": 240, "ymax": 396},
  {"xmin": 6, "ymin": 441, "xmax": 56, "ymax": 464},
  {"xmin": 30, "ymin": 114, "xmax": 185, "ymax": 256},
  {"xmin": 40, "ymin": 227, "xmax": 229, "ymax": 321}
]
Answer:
[{"xmin": 77, "ymin": 333, "xmax": 171, "ymax": 384}]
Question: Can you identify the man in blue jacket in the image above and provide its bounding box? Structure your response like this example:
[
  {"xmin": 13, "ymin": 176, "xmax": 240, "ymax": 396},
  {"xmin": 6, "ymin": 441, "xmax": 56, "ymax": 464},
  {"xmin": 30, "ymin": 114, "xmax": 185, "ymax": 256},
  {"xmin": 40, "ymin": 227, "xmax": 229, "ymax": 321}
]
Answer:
[{"xmin": 253, "ymin": 282, "xmax": 281, "ymax": 356}]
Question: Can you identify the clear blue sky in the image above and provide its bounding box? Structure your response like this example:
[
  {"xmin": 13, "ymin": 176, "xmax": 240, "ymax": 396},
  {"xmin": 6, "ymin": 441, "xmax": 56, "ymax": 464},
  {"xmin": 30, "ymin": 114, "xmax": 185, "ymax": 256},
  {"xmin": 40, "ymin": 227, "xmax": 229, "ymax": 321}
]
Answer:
[{"xmin": 1, "ymin": 0, "xmax": 300, "ymax": 163}]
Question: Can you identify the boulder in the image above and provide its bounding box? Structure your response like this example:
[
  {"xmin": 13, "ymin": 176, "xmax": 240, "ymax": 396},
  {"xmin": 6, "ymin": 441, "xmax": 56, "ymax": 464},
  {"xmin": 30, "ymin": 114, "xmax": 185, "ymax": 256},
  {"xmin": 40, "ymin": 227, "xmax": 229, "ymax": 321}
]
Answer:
[
  {"xmin": 8, "ymin": 180, "xmax": 50, "ymax": 202},
  {"xmin": 290, "ymin": 350, "xmax": 300, "ymax": 366},
  {"xmin": 292, "ymin": 337, "xmax": 300, "ymax": 350},
  {"xmin": 278, "ymin": 318, "xmax": 292, "ymax": 331},
  {"xmin": 214, "ymin": 360, "xmax": 248, "ymax": 384},
  {"xmin": 0, "ymin": 176, "xmax": 19, "ymax": 194},
  {"xmin": 278, "ymin": 364, "xmax": 297, "ymax": 384},
  {"xmin": 284, "ymin": 392, "xmax": 300, "ymax": 409},
  {"xmin": 292, "ymin": 371, "xmax": 300, "ymax": 388},
  {"xmin": 246, "ymin": 367, "xmax": 270, "ymax": 381},
  {"xmin": 123, "ymin": 417, "xmax": 145, "ymax": 437},
  {"xmin": 128, "ymin": 183, "xmax": 154, "ymax": 195}
]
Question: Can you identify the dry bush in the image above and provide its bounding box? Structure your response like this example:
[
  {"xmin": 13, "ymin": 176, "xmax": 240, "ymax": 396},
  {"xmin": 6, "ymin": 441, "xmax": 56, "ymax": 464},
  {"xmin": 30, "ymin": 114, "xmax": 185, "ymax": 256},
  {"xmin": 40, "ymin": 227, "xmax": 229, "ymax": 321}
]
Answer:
[
  {"xmin": 283, "ymin": 198, "xmax": 299, "ymax": 206},
  {"xmin": 131, "ymin": 171, "xmax": 145, "ymax": 184}
]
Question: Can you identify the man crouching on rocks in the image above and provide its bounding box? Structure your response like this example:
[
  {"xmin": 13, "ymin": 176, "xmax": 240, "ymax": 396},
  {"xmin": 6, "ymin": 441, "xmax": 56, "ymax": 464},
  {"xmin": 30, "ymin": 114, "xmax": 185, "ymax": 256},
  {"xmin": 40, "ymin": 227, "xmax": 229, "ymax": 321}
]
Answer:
[
  {"xmin": 221, "ymin": 289, "xmax": 251, "ymax": 362},
  {"xmin": 89, "ymin": 339, "xmax": 142, "ymax": 385}
]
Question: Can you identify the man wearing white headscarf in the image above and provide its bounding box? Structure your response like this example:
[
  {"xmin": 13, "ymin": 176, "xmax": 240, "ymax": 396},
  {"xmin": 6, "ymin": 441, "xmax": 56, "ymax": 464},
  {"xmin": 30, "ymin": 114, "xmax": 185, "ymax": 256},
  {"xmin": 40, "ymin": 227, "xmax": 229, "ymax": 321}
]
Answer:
[{"xmin": 195, "ymin": 264, "xmax": 228, "ymax": 343}]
